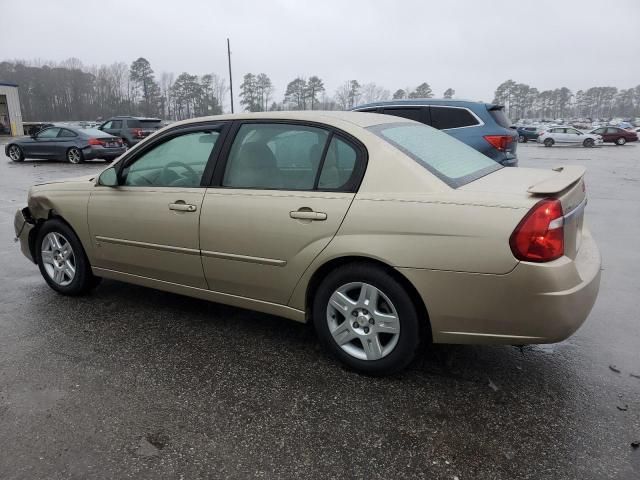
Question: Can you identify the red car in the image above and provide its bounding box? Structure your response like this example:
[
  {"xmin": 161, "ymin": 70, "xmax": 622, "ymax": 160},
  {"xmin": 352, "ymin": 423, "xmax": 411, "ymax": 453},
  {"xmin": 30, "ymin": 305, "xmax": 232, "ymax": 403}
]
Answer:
[{"xmin": 589, "ymin": 126, "xmax": 638, "ymax": 145}]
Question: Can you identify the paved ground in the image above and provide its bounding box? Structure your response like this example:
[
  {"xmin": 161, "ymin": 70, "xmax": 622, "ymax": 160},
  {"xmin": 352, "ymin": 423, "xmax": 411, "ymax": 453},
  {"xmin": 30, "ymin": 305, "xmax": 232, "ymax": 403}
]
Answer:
[{"xmin": 0, "ymin": 141, "xmax": 638, "ymax": 479}]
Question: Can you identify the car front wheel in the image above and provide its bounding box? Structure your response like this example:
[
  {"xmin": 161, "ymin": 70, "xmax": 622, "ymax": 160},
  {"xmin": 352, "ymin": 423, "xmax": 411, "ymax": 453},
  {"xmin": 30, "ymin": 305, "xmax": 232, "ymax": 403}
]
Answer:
[
  {"xmin": 583, "ymin": 138, "xmax": 595, "ymax": 148},
  {"xmin": 7, "ymin": 144, "xmax": 25, "ymax": 161},
  {"xmin": 616, "ymin": 137, "xmax": 626, "ymax": 145},
  {"xmin": 36, "ymin": 219, "xmax": 100, "ymax": 295},
  {"xmin": 313, "ymin": 263, "xmax": 422, "ymax": 376}
]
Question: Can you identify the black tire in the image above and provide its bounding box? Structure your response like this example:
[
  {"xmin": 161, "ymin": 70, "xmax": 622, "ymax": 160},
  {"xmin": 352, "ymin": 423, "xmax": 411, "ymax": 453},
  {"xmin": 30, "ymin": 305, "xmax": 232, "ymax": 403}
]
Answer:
[
  {"xmin": 7, "ymin": 144, "xmax": 25, "ymax": 162},
  {"xmin": 544, "ymin": 138, "xmax": 554, "ymax": 147},
  {"xmin": 616, "ymin": 137, "xmax": 626, "ymax": 146},
  {"xmin": 518, "ymin": 135, "xmax": 526, "ymax": 143},
  {"xmin": 35, "ymin": 218, "xmax": 99, "ymax": 296},
  {"xmin": 583, "ymin": 138, "xmax": 595, "ymax": 148},
  {"xmin": 66, "ymin": 147, "xmax": 84, "ymax": 164},
  {"xmin": 312, "ymin": 263, "xmax": 422, "ymax": 376}
]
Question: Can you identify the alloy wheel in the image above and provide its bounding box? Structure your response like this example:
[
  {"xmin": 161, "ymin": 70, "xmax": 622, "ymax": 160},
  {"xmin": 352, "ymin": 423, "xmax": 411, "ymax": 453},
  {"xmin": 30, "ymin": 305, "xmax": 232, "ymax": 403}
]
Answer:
[
  {"xmin": 8, "ymin": 145, "xmax": 22, "ymax": 161},
  {"xmin": 41, "ymin": 232, "xmax": 76, "ymax": 286},
  {"xmin": 67, "ymin": 148, "xmax": 81, "ymax": 164},
  {"xmin": 326, "ymin": 282, "xmax": 400, "ymax": 361},
  {"xmin": 617, "ymin": 137, "xmax": 626, "ymax": 145}
]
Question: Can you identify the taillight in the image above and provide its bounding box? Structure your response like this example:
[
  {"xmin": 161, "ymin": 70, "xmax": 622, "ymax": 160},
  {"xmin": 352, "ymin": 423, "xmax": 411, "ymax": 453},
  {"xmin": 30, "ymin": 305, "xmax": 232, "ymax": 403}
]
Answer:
[
  {"xmin": 509, "ymin": 199, "xmax": 564, "ymax": 262},
  {"xmin": 484, "ymin": 135, "xmax": 514, "ymax": 151},
  {"xmin": 88, "ymin": 138, "xmax": 102, "ymax": 145},
  {"xmin": 132, "ymin": 128, "xmax": 143, "ymax": 138}
]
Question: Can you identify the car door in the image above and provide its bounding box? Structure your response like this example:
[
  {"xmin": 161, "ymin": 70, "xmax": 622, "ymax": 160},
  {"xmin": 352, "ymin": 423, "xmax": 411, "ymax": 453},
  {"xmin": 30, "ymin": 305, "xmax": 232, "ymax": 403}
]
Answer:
[
  {"xmin": 564, "ymin": 128, "xmax": 582, "ymax": 144},
  {"xmin": 199, "ymin": 121, "xmax": 364, "ymax": 304},
  {"xmin": 605, "ymin": 127, "xmax": 619, "ymax": 142},
  {"xmin": 26, "ymin": 127, "xmax": 62, "ymax": 157},
  {"xmin": 88, "ymin": 123, "xmax": 227, "ymax": 288}
]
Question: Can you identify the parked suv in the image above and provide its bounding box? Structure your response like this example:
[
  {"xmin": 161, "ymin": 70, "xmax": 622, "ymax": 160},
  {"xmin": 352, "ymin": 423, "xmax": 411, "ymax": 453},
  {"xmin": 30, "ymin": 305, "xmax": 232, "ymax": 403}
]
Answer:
[
  {"xmin": 353, "ymin": 99, "xmax": 518, "ymax": 166},
  {"xmin": 98, "ymin": 116, "xmax": 162, "ymax": 147}
]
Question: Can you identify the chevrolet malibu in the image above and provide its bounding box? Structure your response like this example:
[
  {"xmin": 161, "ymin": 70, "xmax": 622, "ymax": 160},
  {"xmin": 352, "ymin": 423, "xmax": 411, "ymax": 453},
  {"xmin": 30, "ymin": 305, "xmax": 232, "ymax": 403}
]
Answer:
[{"xmin": 14, "ymin": 112, "xmax": 601, "ymax": 375}]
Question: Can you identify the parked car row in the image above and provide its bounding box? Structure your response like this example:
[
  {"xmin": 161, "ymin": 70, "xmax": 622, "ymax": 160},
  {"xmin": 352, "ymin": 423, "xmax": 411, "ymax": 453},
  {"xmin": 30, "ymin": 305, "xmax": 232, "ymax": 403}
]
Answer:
[{"xmin": 517, "ymin": 124, "xmax": 637, "ymax": 148}]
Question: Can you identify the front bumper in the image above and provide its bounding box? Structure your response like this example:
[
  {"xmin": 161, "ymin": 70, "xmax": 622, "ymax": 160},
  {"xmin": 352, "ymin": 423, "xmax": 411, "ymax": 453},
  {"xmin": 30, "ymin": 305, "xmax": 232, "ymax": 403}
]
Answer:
[
  {"xmin": 14, "ymin": 207, "xmax": 36, "ymax": 263},
  {"xmin": 399, "ymin": 227, "xmax": 601, "ymax": 345}
]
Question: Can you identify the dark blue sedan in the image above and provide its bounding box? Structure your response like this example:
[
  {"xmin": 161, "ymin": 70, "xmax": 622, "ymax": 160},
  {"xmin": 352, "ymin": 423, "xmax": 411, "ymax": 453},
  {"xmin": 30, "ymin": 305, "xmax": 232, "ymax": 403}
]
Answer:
[{"xmin": 6, "ymin": 125, "xmax": 126, "ymax": 164}]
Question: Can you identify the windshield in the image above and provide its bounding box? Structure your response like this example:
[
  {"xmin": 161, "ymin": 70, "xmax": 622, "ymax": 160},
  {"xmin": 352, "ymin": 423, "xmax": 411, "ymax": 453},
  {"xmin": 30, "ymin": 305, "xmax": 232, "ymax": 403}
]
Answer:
[{"xmin": 367, "ymin": 122, "xmax": 502, "ymax": 188}]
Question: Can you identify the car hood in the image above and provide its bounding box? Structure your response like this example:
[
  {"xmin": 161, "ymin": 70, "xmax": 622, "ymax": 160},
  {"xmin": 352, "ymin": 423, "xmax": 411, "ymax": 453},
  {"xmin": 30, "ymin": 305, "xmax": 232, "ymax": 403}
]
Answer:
[{"xmin": 34, "ymin": 174, "xmax": 96, "ymax": 186}]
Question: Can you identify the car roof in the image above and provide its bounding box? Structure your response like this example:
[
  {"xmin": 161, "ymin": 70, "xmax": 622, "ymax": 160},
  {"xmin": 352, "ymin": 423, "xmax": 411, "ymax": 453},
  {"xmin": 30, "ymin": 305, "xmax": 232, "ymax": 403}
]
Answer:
[
  {"xmin": 109, "ymin": 116, "xmax": 162, "ymax": 121},
  {"xmin": 162, "ymin": 111, "xmax": 411, "ymax": 130},
  {"xmin": 354, "ymin": 98, "xmax": 494, "ymax": 109}
]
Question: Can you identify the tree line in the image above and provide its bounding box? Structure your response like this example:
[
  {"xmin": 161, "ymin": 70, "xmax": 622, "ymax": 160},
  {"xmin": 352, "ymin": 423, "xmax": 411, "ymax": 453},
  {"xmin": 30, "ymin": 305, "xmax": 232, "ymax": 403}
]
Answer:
[
  {"xmin": 1, "ymin": 57, "xmax": 638, "ymax": 122},
  {"xmin": 493, "ymin": 80, "xmax": 640, "ymax": 120}
]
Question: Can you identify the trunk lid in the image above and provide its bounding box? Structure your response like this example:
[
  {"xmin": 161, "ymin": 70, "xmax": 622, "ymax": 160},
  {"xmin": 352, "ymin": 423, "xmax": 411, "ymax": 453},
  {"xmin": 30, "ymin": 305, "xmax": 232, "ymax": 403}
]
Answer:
[{"xmin": 461, "ymin": 166, "xmax": 587, "ymax": 260}]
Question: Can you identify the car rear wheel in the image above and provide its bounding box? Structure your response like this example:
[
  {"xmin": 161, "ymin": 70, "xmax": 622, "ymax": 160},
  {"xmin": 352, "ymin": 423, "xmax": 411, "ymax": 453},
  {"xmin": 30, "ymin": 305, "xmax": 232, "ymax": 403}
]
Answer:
[
  {"xmin": 36, "ymin": 219, "xmax": 100, "ymax": 295},
  {"xmin": 312, "ymin": 263, "xmax": 422, "ymax": 376},
  {"xmin": 7, "ymin": 144, "xmax": 24, "ymax": 162},
  {"xmin": 616, "ymin": 137, "xmax": 626, "ymax": 145},
  {"xmin": 544, "ymin": 138, "xmax": 554, "ymax": 147},
  {"xmin": 583, "ymin": 138, "xmax": 595, "ymax": 148},
  {"xmin": 67, "ymin": 147, "xmax": 84, "ymax": 164}
]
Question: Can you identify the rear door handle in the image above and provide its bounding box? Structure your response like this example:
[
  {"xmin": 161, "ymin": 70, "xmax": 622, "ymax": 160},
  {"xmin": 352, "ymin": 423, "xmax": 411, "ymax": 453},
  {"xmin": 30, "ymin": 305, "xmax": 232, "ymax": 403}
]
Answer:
[
  {"xmin": 290, "ymin": 210, "xmax": 327, "ymax": 221},
  {"xmin": 169, "ymin": 202, "xmax": 197, "ymax": 212}
]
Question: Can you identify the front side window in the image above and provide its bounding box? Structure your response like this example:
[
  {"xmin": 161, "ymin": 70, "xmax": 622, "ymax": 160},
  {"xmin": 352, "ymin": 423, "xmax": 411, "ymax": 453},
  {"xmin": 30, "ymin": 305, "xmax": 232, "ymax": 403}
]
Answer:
[
  {"xmin": 566, "ymin": 128, "xmax": 580, "ymax": 135},
  {"xmin": 605, "ymin": 127, "xmax": 619, "ymax": 134},
  {"xmin": 37, "ymin": 127, "xmax": 61, "ymax": 139},
  {"xmin": 368, "ymin": 122, "xmax": 500, "ymax": 188},
  {"xmin": 122, "ymin": 130, "xmax": 220, "ymax": 187},
  {"xmin": 431, "ymin": 107, "xmax": 479, "ymax": 130},
  {"xmin": 593, "ymin": 128, "xmax": 606, "ymax": 134},
  {"xmin": 223, "ymin": 124, "xmax": 329, "ymax": 190}
]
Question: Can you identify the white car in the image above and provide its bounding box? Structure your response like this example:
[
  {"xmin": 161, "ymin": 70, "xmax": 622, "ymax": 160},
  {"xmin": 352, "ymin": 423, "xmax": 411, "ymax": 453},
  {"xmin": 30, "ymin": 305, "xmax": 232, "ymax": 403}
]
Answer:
[{"xmin": 537, "ymin": 127, "xmax": 603, "ymax": 148}]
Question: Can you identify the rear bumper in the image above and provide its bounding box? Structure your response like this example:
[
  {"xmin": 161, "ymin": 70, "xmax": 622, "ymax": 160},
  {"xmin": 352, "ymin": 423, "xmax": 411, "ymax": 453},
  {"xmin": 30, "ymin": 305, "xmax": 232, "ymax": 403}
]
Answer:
[
  {"xmin": 14, "ymin": 207, "xmax": 36, "ymax": 263},
  {"xmin": 82, "ymin": 145, "xmax": 126, "ymax": 160},
  {"xmin": 398, "ymin": 227, "xmax": 601, "ymax": 345}
]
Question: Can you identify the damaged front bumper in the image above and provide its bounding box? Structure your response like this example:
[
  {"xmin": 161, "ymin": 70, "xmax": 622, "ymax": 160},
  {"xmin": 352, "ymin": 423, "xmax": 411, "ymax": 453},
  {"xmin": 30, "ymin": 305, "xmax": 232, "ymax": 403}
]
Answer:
[{"xmin": 14, "ymin": 207, "xmax": 36, "ymax": 263}]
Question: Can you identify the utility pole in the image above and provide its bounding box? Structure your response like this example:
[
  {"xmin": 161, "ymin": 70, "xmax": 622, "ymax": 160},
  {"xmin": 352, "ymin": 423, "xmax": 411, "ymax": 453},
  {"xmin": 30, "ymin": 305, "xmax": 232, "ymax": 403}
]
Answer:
[{"xmin": 227, "ymin": 38, "xmax": 234, "ymax": 113}]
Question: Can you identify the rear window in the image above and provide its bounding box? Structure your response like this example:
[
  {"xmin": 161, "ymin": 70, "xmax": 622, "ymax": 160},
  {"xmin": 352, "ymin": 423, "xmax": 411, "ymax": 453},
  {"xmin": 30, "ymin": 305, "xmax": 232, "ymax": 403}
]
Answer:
[
  {"xmin": 127, "ymin": 119, "xmax": 162, "ymax": 129},
  {"xmin": 488, "ymin": 107, "xmax": 513, "ymax": 128},
  {"xmin": 367, "ymin": 122, "xmax": 501, "ymax": 188},
  {"xmin": 430, "ymin": 107, "xmax": 479, "ymax": 129}
]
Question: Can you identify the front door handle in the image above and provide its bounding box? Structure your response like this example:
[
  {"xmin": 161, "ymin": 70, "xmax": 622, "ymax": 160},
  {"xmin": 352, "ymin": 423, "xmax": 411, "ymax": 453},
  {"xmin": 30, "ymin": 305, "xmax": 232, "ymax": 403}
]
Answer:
[
  {"xmin": 290, "ymin": 209, "xmax": 327, "ymax": 221},
  {"xmin": 169, "ymin": 202, "xmax": 197, "ymax": 212}
]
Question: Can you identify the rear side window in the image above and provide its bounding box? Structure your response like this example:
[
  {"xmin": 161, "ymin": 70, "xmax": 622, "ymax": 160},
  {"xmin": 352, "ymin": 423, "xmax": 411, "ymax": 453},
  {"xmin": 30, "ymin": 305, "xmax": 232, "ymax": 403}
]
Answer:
[
  {"xmin": 318, "ymin": 136, "xmax": 357, "ymax": 190},
  {"xmin": 368, "ymin": 122, "xmax": 501, "ymax": 188},
  {"xmin": 223, "ymin": 123, "xmax": 329, "ymax": 190},
  {"xmin": 380, "ymin": 108, "xmax": 423, "ymax": 123},
  {"xmin": 430, "ymin": 107, "xmax": 479, "ymax": 130},
  {"xmin": 111, "ymin": 120, "xmax": 123, "ymax": 129},
  {"xmin": 487, "ymin": 107, "xmax": 513, "ymax": 128},
  {"xmin": 58, "ymin": 129, "xmax": 77, "ymax": 138}
]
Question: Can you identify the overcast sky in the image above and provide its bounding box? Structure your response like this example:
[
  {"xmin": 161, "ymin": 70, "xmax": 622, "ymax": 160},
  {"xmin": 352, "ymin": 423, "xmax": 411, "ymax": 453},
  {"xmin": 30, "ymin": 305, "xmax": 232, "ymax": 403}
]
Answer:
[{"xmin": 2, "ymin": 0, "xmax": 639, "ymax": 106}]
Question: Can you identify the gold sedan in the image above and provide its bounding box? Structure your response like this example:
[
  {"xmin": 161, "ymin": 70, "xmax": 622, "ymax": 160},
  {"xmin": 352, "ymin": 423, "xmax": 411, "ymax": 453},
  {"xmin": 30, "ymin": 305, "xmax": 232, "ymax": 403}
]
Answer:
[{"xmin": 14, "ymin": 112, "xmax": 601, "ymax": 375}]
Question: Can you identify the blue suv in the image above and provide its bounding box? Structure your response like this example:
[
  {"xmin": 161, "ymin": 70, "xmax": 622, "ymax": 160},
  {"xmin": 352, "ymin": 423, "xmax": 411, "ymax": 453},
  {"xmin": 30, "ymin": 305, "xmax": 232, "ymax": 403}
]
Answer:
[{"xmin": 353, "ymin": 99, "xmax": 518, "ymax": 166}]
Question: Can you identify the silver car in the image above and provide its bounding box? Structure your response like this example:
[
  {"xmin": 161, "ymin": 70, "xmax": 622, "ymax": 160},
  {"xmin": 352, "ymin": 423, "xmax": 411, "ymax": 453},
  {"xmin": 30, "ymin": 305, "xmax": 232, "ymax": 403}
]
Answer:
[{"xmin": 537, "ymin": 127, "xmax": 603, "ymax": 148}]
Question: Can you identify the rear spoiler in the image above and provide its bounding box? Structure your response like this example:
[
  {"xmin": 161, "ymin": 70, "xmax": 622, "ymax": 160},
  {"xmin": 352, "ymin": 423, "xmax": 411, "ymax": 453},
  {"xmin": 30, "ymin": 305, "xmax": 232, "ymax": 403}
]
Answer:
[{"xmin": 527, "ymin": 166, "xmax": 586, "ymax": 195}]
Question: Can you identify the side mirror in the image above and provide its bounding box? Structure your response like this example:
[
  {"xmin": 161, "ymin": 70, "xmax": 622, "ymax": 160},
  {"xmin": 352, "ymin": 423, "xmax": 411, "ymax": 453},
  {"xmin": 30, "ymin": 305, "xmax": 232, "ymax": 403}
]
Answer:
[{"xmin": 97, "ymin": 167, "xmax": 119, "ymax": 187}]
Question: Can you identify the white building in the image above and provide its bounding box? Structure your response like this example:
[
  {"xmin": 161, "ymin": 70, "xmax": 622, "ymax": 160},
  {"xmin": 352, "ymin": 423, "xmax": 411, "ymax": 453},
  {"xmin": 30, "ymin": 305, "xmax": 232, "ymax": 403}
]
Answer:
[{"xmin": 0, "ymin": 82, "xmax": 24, "ymax": 136}]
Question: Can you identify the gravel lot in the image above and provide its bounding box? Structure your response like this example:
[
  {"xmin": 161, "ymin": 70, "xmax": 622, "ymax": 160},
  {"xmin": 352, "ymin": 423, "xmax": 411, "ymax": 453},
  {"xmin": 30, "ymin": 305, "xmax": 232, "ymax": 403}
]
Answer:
[{"xmin": 0, "ymin": 141, "xmax": 639, "ymax": 479}]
